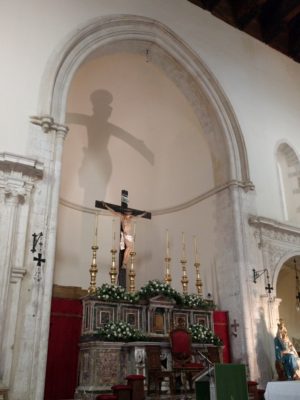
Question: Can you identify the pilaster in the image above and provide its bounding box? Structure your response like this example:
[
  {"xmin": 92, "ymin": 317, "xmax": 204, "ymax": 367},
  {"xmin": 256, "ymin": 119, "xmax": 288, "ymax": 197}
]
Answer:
[{"xmin": 0, "ymin": 153, "xmax": 43, "ymax": 387}]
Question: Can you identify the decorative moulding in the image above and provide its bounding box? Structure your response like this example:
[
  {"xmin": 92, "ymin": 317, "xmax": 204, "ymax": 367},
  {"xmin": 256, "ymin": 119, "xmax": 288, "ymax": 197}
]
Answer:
[
  {"xmin": 60, "ymin": 179, "xmax": 255, "ymax": 217},
  {"xmin": 30, "ymin": 115, "xmax": 69, "ymax": 135},
  {"xmin": 0, "ymin": 152, "xmax": 43, "ymax": 180},
  {"xmin": 249, "ymin": 215, "xmax": 300, "ymax": 244}
]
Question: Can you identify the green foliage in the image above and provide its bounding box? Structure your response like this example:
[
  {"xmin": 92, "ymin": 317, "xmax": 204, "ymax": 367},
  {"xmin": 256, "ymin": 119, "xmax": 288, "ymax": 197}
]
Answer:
[
  {"xmin": 138, "ymin": 280, "xmax": 183, "ymax": 304},
  {"xmin": 94, "ymin": 280, "xmax": 216, "ymax": 310},
  {"xmin": 95, "ymin": 283, "xmax": 139, "ymax": 303},
  {"xmin": 182, "ymin": 293, "xmax": 216, "ymax": 310}
]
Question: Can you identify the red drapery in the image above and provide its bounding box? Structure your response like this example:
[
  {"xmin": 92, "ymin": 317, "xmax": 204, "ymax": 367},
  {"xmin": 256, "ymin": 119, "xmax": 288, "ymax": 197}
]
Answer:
[
  {"xmin": 44, "ymin": 298, "xmax": 82, "ymax": 400},
  {"xmin": 213, "ymin": 310, "xmax": 231, "ymax": 363}
]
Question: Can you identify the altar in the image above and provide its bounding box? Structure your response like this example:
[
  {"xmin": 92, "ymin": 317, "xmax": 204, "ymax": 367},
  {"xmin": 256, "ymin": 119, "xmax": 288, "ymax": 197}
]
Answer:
[{"xmin": 75, "ymin": 290, "xmax": 224, "ymax": 399}]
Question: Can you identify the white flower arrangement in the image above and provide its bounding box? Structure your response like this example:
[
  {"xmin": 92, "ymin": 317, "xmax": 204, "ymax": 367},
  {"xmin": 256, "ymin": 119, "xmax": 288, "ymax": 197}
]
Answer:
[
  {"xmin": 95, "ymin": 283, "xmax": 139, "ymax": 303},
  {"xmin": 189, "ymin": 323, "xmax": 223, "ymax": 346},
  {"xmin": 97, "ymin": 321, "xmax": 146, "ymax": 342},
  {"xmin": 95, "ymin": 281, "xmax": 215, "ymax": 310}
]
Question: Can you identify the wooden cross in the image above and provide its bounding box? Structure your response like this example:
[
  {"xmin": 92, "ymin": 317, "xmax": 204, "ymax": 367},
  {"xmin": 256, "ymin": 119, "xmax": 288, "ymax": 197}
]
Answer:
[
  {"xmin": 231, "ymin": 319, "xmax": 239, "ymax": 337},
  {"xmin": 33, "ymin": 252, "xmax": 46, "ymax": 267},
  {"xmin": 95, "ymin": 189, "xmax": 151, "ymax": 288}
]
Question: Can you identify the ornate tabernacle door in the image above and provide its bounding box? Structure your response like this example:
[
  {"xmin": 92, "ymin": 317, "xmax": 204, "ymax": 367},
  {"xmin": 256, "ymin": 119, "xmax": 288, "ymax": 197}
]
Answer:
[{"xmin": 147, "ymin": 295, "xmax": 175, "ymax": 336}]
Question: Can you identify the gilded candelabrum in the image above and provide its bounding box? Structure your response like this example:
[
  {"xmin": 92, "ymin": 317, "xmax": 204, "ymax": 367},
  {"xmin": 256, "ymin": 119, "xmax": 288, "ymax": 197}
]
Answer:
[
  {"xmin": 128, "ymin": 251, "xmax": 136, "ymax": 293},
  {"xmin": 194, "ymin": 261, "xmax": 203, "ymax": 297},
  {"xmin": 88, "ymin": 245, "xmax": 99, "ymax": 294},
  {"xmin": 164, "ymin": 256, "xmax": 172, "ymax": 285},
  {"xmin": 109, "ymin": 248, "xmax": 118, "ymax": 285},
  {"xmin": 180, "ymin": 258, "xmax": 189, "ymax": 295}
]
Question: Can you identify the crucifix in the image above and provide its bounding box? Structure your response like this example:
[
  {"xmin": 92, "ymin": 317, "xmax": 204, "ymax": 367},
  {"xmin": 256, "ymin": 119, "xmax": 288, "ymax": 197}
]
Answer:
[{"xmin": 95, "ymin": 189, "xmax": 151, "ymax": 288}]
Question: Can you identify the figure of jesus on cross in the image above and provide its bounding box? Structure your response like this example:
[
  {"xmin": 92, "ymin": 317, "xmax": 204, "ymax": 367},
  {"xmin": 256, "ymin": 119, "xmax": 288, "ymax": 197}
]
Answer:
[{"xmin": 95, "ymin": 190, "xmax": 151, "ymax": 288}]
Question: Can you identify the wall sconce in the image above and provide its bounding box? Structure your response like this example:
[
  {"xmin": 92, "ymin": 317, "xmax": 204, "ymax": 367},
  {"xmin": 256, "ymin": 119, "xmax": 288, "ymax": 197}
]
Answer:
[
  {"xmin": 252, "ymin": 268, "xmax": 274, "ymax": 294},
  {"xmin": 31, "ymin": 232, "xmax": 46, "ymax": 282},
  {"xmin": 294, "ymin": 258, "xmax": 300, "ymax": 312},
  {"xmin": 31, "ymin": 232, "xmax": 43, "ymax": 253}
]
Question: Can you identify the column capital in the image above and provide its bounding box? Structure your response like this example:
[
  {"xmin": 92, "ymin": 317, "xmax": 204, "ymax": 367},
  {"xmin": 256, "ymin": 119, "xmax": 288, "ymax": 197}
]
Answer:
[
  {"xmin": 30, "ymin": 115, "xmax": 69, "ymax": 138},
  {"xmin": 0, "ymin": 153, "xmax": 44, "ymax": 203}
]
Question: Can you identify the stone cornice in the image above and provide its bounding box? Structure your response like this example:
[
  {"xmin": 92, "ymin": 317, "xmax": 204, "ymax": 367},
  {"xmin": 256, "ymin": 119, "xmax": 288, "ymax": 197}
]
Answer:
[
  {"xmin": 249, "ymin": 215, "xmax": 300, "ymax": 236},
  {"xmin": 0, "ymin": 153, "xmax": 43, "ymax": 179},
  {"xmin": 249, "ymin": 215, "xmax": 300, "ymax": 247},
  {"xmin": 60, "ymin": 179, "xmax": 254, "ymax": 216}
]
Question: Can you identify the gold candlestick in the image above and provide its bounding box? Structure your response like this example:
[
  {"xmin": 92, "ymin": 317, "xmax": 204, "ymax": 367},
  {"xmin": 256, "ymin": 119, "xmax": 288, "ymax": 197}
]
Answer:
[
  {"xmin": 164, "ymin": 256, "xmax": 172, "ymax": 285},
  {"xmin": 194, "ymin": 261, "xmax": 203, "ymax": 297},
  {"xmin": 181, "ymin": 258, "xmax": 189, "ymax": 295},
  {"xmin": 128, "ymin": 251, "xmax": 136, "ymax": 293},
  {"xmin": 110, "ymin": 248, "xmax": 118, "ymax": 285},
  {"xmin": 88, "ymin": 244, "xmax": 99, "ymax": 294}
]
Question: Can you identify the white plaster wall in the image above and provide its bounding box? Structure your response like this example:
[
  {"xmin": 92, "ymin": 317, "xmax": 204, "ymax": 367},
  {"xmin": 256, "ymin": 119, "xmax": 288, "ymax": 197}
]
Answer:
[
  {"xmin": 55, "ymin": 53, "xmax": 216, "ymax": 294},
  {"xmin": 1, "ymin": 0, "xmax": 300, "ymax": 223}
]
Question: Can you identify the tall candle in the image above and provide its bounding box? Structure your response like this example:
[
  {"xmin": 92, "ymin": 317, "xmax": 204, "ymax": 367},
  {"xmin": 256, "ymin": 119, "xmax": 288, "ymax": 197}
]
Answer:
[
  {"xmin": 194, "ymin": 235, "xmax": 198, "ymax": 262},
  {"xmin": 112, "ymin": 218, "xmax": 116, "ymax": 250},
  {"xmin": 133, "ymin": 221, "xmax": 136, "ymax": 251},
  {"xmin": 93, "ymin": 213, "xmax": 99, "ymax": 246},
  {"xmin": 166, "ymin": 229, "xmax": 170, "ymax": 257},
  {"xmin": 182, "ymin": 232, "xmax": 186, "ymax": 259}
]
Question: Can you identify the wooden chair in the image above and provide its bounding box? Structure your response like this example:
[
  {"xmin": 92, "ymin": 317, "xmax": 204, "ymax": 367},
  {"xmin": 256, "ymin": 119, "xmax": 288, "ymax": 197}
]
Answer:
[
  {"xmin": 145, "ymin": 345, "xmax": 175, "ymax": 395},
  {"xmin": 169, "ymin": 328, "xmax": 205, "ymax": 394}
]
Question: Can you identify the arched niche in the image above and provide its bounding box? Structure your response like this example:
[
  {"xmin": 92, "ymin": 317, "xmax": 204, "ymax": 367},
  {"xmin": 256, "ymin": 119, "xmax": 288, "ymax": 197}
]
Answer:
[
  {"xmin": 28, "ymin": 15, "xmax": 255, "ymax": 399},
  {"xmin": 275, "ymin": 255, "xmax": 300, "ymax": 343},
  {"xmin": 38, "ymin": 15, "xmax": 251, "ymax": 188}
]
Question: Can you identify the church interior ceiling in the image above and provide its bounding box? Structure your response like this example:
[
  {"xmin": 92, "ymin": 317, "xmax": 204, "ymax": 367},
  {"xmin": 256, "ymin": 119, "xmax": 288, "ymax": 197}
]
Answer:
[{"xmin": 188, "ymin": 0, "xmax": 300, "ymax": 63}]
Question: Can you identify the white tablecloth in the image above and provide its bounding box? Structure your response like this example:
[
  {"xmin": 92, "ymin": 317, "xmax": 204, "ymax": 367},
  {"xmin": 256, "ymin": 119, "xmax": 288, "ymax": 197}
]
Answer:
[{"xmin": 264, "ymin": 381, "xmax": 300, "ymax": 400}]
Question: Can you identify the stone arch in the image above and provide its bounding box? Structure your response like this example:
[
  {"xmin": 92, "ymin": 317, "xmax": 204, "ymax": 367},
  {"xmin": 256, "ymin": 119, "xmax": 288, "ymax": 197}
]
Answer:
[
  {"xmin": 29, "ymin": 15, "xmax": 256, "ymax": 399},
  {"xmin": 38, "ymin": 14, "xmax": 252, "ymax": 187},
  {"xmin": 273, "ymin": 251, "xmax": 300, "ymax": 294},
  {"xmin": 272, "ymin": 252, "xmax": 300, "ymax": 344}
]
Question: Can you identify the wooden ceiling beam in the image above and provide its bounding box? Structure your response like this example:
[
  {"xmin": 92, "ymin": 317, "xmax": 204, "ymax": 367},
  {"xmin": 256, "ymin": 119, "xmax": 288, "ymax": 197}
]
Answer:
[
  {"xmin": 230, "ymin": 0, "xmax": 260, "ymax": 29},
  {"xmin": 283, "ymin": 4, "xmax": 300, "ymax": 23},
  {"xmin": 189, "ymin": 0, "xmax": 221, "ymax": 11}
]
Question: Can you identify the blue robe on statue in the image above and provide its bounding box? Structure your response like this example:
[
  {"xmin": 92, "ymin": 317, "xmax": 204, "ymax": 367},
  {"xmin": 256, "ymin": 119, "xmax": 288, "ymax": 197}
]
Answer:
[{"xmin": 274, "ymin": 337, "xmax": 299, "ymax": 380}]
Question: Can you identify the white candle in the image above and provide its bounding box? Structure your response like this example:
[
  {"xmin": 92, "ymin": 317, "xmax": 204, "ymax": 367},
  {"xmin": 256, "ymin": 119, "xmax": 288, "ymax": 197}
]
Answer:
[
  {"xmin": 182, "ymin": 232, "xmax": 186, "ymax": 259},
  {"xmin": 166, "ymin": 229, "xmax": 170, "ymax": 257},
  {"xmin": 93, "ymin": 213, "xmax": 99, "ymax": 246},
  {"xmin": 112, "ymin": 218, "xmax": 116, "ymax": 250},
  {"xmin": 194, "ymin": 235, "xmax": 200, "ymax": 262},
  {"xmin": 133, "ymin": 221, "xmax": 136, "ymax": 251}
]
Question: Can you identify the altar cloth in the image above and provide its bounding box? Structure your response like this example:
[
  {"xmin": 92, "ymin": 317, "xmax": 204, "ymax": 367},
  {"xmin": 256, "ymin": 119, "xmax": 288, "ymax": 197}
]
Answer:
[{"xmin": 264, "ymin": 381, "xmax": 300, "ymax": 400}]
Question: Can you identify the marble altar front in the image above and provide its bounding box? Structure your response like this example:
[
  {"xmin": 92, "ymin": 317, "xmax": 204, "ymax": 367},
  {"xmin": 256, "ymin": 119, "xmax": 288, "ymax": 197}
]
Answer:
[{"xmin": 75, "ymin": 295, "xmax": 219, "ymax": 399}]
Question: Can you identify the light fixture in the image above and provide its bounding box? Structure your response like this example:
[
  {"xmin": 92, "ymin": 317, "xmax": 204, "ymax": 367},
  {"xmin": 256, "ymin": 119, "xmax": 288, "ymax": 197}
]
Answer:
[
  {"xmin": 252, "ymin": 268, "xmax": 274, "ymax": 295},
  {"xmin": 294, "ymin": 258, "xmax": 300, "ymax": 312}
]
